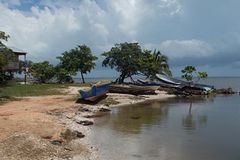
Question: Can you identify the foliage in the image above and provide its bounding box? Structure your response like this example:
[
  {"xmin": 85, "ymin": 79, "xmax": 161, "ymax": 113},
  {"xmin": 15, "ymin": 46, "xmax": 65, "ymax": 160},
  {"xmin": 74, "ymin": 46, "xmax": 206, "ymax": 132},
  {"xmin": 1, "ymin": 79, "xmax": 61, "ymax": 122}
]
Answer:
[
  {"xmin": 139, "ymin": 50, "xmax": 172, "ymax": 79},
  {"xmin": 57, "ymin": 44, "xmax": 97, "ymax": 83},
  {"xmin": 54, "ymin": 65, "xmax": 73, "ymax": 83},
  {"xmin": 30, "ymin": 61, "xmax": 55, "ymax": 83},
  {"xmin": 102, "ymin": 42, "xmax": 171, "ymax": 83},
  {"xmin": 0, "ymin": 31, "xmax": 14, "ymax": 83},
  {"xmin": 181, "ymin": 65, "xmax": 208, "ymax": 83},
  {"xmin": 102, "ymin": 42, "xmax": 142, "ymax": 83},
  {"xmin": 0, "ymin": 31, "xmax": 10, "ymax": 69}
]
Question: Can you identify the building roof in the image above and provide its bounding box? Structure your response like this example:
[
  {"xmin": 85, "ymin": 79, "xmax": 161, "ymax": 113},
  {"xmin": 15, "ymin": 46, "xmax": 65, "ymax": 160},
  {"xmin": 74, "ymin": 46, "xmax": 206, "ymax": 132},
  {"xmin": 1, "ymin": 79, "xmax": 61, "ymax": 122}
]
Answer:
[{"xmin": 7, "ymin": 46, "xmax": 27, "ymax": 55}]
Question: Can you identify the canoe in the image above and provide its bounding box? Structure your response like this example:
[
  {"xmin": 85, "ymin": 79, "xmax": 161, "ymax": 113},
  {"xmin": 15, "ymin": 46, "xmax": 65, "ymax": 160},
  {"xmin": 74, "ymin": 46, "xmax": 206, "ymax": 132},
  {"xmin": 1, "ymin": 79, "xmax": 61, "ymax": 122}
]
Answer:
[{"xmin": 79, "ymin": 80, "xmax": 111, "ymax": 102}]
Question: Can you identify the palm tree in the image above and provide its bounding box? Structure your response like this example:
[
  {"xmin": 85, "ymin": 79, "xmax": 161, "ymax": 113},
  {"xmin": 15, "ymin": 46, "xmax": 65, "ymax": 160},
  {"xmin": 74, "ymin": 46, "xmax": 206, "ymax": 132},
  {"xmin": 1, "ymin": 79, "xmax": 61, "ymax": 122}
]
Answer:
[{"xmin": 153, "ymin": 50, "xmax": 172, "ymax": 77}]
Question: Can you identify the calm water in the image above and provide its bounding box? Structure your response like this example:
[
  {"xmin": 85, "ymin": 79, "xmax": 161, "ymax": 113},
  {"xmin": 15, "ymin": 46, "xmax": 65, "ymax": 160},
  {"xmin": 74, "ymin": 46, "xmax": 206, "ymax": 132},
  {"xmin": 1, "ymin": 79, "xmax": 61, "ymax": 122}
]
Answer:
[
  {"xmin": 89, "ymin": 78, "xmax": 240, "ymax": 160},
  {"xmin": 91, "ymin": 96, "xmax": 240, "ymax": 160}
]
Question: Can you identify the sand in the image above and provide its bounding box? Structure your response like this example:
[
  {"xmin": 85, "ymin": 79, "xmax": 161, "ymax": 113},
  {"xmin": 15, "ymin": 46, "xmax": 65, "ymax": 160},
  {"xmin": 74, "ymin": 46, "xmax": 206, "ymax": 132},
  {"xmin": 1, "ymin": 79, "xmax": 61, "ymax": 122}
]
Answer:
[{"xmin": 0, "ymin": 86, "xmax": 174, "ymax": 160}]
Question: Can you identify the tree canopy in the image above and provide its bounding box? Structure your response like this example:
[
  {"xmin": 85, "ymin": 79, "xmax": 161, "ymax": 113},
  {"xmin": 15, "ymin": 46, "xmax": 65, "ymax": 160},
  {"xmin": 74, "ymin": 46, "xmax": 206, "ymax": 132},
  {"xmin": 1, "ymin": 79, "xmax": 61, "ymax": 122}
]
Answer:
[
  {"xmin": 57, "ymin": 44, "xmax": 97, "ymax": 83},
  {"xmin": 0, "ymin": 31, "xmax": 12, "ymax": 71},
  {"xmin": 181, "ymin": 65, "xmax": 208, "ymax": 83},
  {"xmin": 102, "ymin": 42, "xmax": 171, "ymax": 83},
  {"xmin": 30, "ymin": 61, "xmax": 55, "ymax": 83}
]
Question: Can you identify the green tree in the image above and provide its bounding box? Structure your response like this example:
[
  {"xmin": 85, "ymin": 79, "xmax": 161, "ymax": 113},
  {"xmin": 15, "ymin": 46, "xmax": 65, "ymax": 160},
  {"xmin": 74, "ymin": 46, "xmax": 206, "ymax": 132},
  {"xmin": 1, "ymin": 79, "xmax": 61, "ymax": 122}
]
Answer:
[
  {"xmin": 0, "ymin": 31, "xmax": 14, "ymax": 83},
  {"xmin": 139, "ymin": 50, "xmax": 172, "ymax": 79},
  {"xmin": 102, "ymin": 42, "xmax": 141, "ymax": 83},
  {"xmin": 57, "ymin": 45, "xmax": 97, "ymax": 83},
  {"xmin": 54, "ymin": 65, "xmax": 73, "ymax": 83},
  {"xmin": 181, "ymin": 65, "xmax": 208, "ymax": 83},
  {"xmin": 0, "ymin": 31, "xmax": 11, "ymax": 70},
  {"xmin": 102, "ymin": 42, "xmax": 172, "ymax": 83},
  {"xmin": 30, "ymin": 61, "xmax": 55, "ymax": 83}
]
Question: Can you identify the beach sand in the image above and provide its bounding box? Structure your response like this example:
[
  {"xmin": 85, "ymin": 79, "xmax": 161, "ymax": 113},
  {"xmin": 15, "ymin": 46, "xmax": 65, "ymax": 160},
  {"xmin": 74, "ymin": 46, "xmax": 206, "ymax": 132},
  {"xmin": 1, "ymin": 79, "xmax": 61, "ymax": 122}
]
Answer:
[{"xmin": 0, "ymin": 86, "xmax": 174, "ymax": 160}]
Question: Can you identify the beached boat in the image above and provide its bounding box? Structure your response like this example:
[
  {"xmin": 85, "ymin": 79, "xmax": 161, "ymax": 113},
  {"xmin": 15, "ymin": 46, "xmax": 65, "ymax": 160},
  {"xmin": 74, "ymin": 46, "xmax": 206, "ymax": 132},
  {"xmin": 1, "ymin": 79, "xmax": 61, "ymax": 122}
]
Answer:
[
  {"xmin": 79, "ymin": 80, "xmax": 111, "ymax": 102},
  {"xmin": 155, "ymin": 74, "xmax": 214, "ymax": 92},
  {"xmin": 136, "ymin": 79, "xmax": 161, "ymax": 90},
  {"xmin": 109, "ymin": 84, "xmax": 157, "ymax": 95}
]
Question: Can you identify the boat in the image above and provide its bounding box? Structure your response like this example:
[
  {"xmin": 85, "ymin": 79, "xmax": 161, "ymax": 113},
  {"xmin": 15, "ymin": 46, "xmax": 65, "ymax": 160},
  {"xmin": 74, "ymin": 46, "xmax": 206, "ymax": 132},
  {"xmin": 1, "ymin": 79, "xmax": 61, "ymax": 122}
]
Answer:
[
  {"xmin": 155, "ymin": 74, "xmax": 214, "ymax": 92},
  {"xmin": 109, "ymin": 84, "xmax": 157, "ymax": 95},
  {"xmin": 79, "ymin": 80, "xmax": 111, "ymax": 102},
  {"xmin": 136, "ymin": 79, "xmax": 161, "ymax": 90}
]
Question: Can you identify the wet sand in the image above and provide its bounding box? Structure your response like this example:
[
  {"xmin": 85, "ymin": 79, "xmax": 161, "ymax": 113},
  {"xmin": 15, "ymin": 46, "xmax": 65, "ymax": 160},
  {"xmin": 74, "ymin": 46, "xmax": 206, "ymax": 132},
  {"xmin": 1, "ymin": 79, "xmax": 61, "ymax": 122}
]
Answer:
[{"xmin": 0, "ymin": 87, "xmax": 174, "ymax": 160}]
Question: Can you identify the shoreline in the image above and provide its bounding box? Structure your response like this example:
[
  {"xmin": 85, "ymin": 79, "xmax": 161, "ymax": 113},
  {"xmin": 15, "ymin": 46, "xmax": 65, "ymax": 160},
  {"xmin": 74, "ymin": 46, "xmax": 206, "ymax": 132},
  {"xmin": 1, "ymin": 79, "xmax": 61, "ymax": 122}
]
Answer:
[{"xmin": 0, "ymin": 87, "xmax": 175, "ymax": 160}]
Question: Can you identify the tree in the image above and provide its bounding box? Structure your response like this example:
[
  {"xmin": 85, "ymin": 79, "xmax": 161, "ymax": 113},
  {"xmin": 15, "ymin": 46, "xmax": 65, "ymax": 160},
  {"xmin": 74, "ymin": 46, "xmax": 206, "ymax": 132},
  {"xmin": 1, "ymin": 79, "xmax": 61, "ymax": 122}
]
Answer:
[
  {"xmin": 57, "ymin": 45, "xmax": 97, "ymax": 83},
  {"xmin": 181, "ymin": 65, "xmax": 208, "ymax": 83},
  {"xmin": 102, "ymin": 42, "xmax": 172, "ymax": 83},
  {"xmin": 0, "ymin": 31, "xmax": 11, "ymax": 70},
  {"xmin": 0, "ymin": 31, "xmax": 14, "ymax": 83},
  {"xmin": 139, "ymin": 50, "xmax": 172, "ymax": 79},
  {"xmin": 54, "ymin": 65, "xmax": 73, "ymax": 83},
  {"xmin": 30, "ymin": 61, "xmax": 55, "ymax": 83},
  {"xmin": 102, "ymin": 42, "xmax": 142, "ymax": 83}
]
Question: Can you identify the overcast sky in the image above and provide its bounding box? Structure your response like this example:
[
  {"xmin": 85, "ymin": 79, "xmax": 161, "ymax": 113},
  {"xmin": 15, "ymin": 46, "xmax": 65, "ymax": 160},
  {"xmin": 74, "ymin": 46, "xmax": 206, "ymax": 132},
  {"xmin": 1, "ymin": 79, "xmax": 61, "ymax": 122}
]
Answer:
[{"xmin": 0, "ymin": 0, "xmax": 240, "ymax": 77}]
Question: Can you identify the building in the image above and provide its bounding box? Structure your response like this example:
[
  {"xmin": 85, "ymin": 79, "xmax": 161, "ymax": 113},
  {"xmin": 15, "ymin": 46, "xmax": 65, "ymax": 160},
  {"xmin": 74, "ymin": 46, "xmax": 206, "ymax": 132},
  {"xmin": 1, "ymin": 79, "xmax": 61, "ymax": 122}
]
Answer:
[
  {"xmin": 2, "ymin": 47, "xmax": 27, "ymax": 83},
  {"xmin": 3, "ymin": 50, "xmax": 27, "ymax": 72}
]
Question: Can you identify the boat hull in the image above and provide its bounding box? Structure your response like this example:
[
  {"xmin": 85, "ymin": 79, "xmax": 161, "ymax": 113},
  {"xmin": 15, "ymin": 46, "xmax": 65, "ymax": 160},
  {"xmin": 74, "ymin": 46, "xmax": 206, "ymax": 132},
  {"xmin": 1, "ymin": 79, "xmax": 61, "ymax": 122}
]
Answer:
[{"xmin": 79, "ymin": 82, "xmax": 110, "ymax": 102}]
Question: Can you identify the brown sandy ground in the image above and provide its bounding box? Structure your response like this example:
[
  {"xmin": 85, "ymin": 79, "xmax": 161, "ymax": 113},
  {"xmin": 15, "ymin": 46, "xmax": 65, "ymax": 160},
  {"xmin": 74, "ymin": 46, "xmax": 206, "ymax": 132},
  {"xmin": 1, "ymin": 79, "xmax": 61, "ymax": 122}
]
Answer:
[
  {"xmin": 0, "ymin": 87, "xmax": 174, "ymax": 160},
  {"xmin": 0, "ymin": 93, "xmax": 96, "ymax": 160}
]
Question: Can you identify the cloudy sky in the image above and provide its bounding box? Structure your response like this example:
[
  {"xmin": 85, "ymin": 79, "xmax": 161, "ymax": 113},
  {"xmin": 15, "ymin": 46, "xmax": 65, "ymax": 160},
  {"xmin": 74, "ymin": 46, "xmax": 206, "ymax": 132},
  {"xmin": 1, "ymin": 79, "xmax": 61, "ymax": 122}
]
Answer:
[{"xmin": 0, "ymin": 0, "xmax": 240, "ymax": 77}]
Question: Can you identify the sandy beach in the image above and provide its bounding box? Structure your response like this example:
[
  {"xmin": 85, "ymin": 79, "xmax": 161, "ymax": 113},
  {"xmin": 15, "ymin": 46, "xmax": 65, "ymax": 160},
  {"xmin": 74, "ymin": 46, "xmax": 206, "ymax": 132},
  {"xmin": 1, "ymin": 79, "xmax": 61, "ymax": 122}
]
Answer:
[{"xmin": 0, "ymin": 87, "xmax": 174, "ymax": 160}]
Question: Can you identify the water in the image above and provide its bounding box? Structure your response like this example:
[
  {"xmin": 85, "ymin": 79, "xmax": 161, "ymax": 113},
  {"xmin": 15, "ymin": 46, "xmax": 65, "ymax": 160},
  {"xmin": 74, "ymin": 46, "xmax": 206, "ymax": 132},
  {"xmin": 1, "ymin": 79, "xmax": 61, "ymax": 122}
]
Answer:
[
  {"xmin": 91, "ymin": 96, "xmax": 240, "ymax": 160},
  {"xmin": 89, "ymin": 78, "xmax": 240, "ymax": 160}
]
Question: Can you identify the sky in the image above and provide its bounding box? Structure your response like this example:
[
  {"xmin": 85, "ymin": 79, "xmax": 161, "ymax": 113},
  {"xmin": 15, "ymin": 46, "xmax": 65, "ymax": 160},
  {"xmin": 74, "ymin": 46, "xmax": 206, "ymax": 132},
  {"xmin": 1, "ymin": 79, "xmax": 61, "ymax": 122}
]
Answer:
[{"xmin": 0, "ymin": 0, "xmax": 240, "ymax": 77}]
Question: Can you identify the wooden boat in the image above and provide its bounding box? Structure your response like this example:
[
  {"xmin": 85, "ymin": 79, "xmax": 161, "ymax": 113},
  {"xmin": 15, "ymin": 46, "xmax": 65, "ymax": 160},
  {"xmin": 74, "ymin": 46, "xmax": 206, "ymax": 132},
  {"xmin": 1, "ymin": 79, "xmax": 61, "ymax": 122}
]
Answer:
[
  {"xmin": 109, "ymin": 84, "xmax": 157, "ymax": 95},
  {"xmin": 79, "ymin": 80, "xmax": 111, "ymax": 102}
]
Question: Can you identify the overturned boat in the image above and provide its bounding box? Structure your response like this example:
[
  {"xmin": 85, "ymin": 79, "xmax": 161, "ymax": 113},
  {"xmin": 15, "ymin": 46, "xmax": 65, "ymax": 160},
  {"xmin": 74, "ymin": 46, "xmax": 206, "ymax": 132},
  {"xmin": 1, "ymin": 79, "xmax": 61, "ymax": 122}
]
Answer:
[
  {"xmin": 155, "ymin": 74, "xmax": 214, "ymax": 92},
  {"xmin": 136, "ymin": 79, "xmax": 161, "ymax": 90}
]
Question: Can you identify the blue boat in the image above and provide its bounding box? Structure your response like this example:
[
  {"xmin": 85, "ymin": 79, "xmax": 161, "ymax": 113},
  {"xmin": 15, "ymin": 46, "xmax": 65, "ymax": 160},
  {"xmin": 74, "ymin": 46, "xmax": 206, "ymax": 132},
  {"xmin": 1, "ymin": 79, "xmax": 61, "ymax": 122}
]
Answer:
[{"xmin": 79, "ymin": 81, "xmax": 111, "ymax": 101}]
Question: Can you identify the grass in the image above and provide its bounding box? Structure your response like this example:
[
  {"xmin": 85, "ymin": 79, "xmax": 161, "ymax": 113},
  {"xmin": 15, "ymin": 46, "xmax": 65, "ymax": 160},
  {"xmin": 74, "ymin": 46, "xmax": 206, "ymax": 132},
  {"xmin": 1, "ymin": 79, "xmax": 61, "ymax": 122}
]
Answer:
[{"xmin": 0, "ymin": 83, "xmax": 88, "ymax": 98}]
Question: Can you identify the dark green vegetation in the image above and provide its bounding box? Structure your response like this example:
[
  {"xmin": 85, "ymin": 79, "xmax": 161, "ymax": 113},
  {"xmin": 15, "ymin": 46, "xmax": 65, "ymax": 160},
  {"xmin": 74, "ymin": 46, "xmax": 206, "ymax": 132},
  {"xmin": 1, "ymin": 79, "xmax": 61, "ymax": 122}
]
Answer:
[
  {"xmin": 57, "ymin": 45, "xmax": 97, "ymax": 83},
  {"xmin": 181, "ymin": 65, "xmax": 208, "ymax": 83},
  {"xmin": 102, "ymin": 42, "xmax": 171, "ymax": 83},
  {"xmin": 29, "ymin": 45, "xmax": 97, "ymax": 84},
  {"xmin": 0, "ymin": 31, "xmax": 15, "ymax": 83},
  {"xmin": 30, "ymin": 61, "xmax": 55, "ymax": 83}
]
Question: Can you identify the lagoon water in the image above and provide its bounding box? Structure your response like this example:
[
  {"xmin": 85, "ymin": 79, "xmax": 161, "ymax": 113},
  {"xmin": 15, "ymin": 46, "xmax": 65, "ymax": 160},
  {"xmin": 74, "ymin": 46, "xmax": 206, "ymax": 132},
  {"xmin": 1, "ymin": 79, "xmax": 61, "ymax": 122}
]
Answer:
[{"xmin": 90, "ymin": 78, "xmax": 240, "ymax": 160}]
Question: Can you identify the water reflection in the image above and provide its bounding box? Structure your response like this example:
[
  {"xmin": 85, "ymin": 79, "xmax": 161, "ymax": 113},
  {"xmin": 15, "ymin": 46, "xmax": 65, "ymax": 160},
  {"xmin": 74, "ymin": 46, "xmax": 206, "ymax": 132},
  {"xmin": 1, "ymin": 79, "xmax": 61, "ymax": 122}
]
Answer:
[
  {"xmin": 182, "ymin": 99, "xmax": 209, "ymax": 133},
  {"xmin": 110, "ymin": 101, "xmax": 169, "ymax": 134},
  {"xmin": 91, "ymin": 95, "xmax": 240, "ymax": 160}
]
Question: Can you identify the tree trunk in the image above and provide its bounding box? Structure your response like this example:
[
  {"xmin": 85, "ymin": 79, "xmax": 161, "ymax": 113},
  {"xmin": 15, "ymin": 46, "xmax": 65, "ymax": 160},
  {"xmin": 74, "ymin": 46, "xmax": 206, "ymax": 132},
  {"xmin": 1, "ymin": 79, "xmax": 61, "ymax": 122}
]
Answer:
[
  {"xmin": 118, "ymin": 72, "xmax": 126, "ymax": 84},
  {"xmin": 81, "ymin": 72, "xmax": 85, "ymax": 83}
]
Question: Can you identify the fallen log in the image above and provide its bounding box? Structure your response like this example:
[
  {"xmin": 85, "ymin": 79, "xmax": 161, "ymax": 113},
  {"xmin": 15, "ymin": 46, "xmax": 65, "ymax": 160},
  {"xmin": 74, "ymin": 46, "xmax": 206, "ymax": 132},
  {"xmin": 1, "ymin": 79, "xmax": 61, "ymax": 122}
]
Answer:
[{"xmin": 109, "ymin": 84, "xmax": 157, "ymax": 95}]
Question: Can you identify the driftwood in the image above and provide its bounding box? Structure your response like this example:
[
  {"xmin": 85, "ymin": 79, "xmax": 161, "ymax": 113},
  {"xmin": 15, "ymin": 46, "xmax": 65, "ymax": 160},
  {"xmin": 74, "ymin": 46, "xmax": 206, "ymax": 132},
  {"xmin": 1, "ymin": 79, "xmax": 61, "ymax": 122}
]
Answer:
[{"xmin": 109, "ymin": 84, "xmax": 157, "ymax": 95}]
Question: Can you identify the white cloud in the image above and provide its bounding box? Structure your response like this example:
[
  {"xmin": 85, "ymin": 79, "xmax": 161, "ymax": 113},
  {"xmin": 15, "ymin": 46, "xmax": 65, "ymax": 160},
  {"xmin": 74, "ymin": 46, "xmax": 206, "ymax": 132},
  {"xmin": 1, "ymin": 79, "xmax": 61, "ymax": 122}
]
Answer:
[
  {"xmin": 145, "ymin": 39, "xmax": 215, "ymax": 59},
  {"xmin": 0, "ymin": 0, "xmax": 183, "ymax": 62}
]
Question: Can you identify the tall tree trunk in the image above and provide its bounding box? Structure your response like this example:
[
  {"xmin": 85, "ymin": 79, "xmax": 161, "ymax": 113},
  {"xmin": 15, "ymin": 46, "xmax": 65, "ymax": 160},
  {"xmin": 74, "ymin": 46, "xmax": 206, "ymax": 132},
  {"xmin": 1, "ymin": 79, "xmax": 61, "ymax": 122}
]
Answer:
[{"xmin": 81, "ymin": 72, "xmax": 85, "ymax": 83}]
